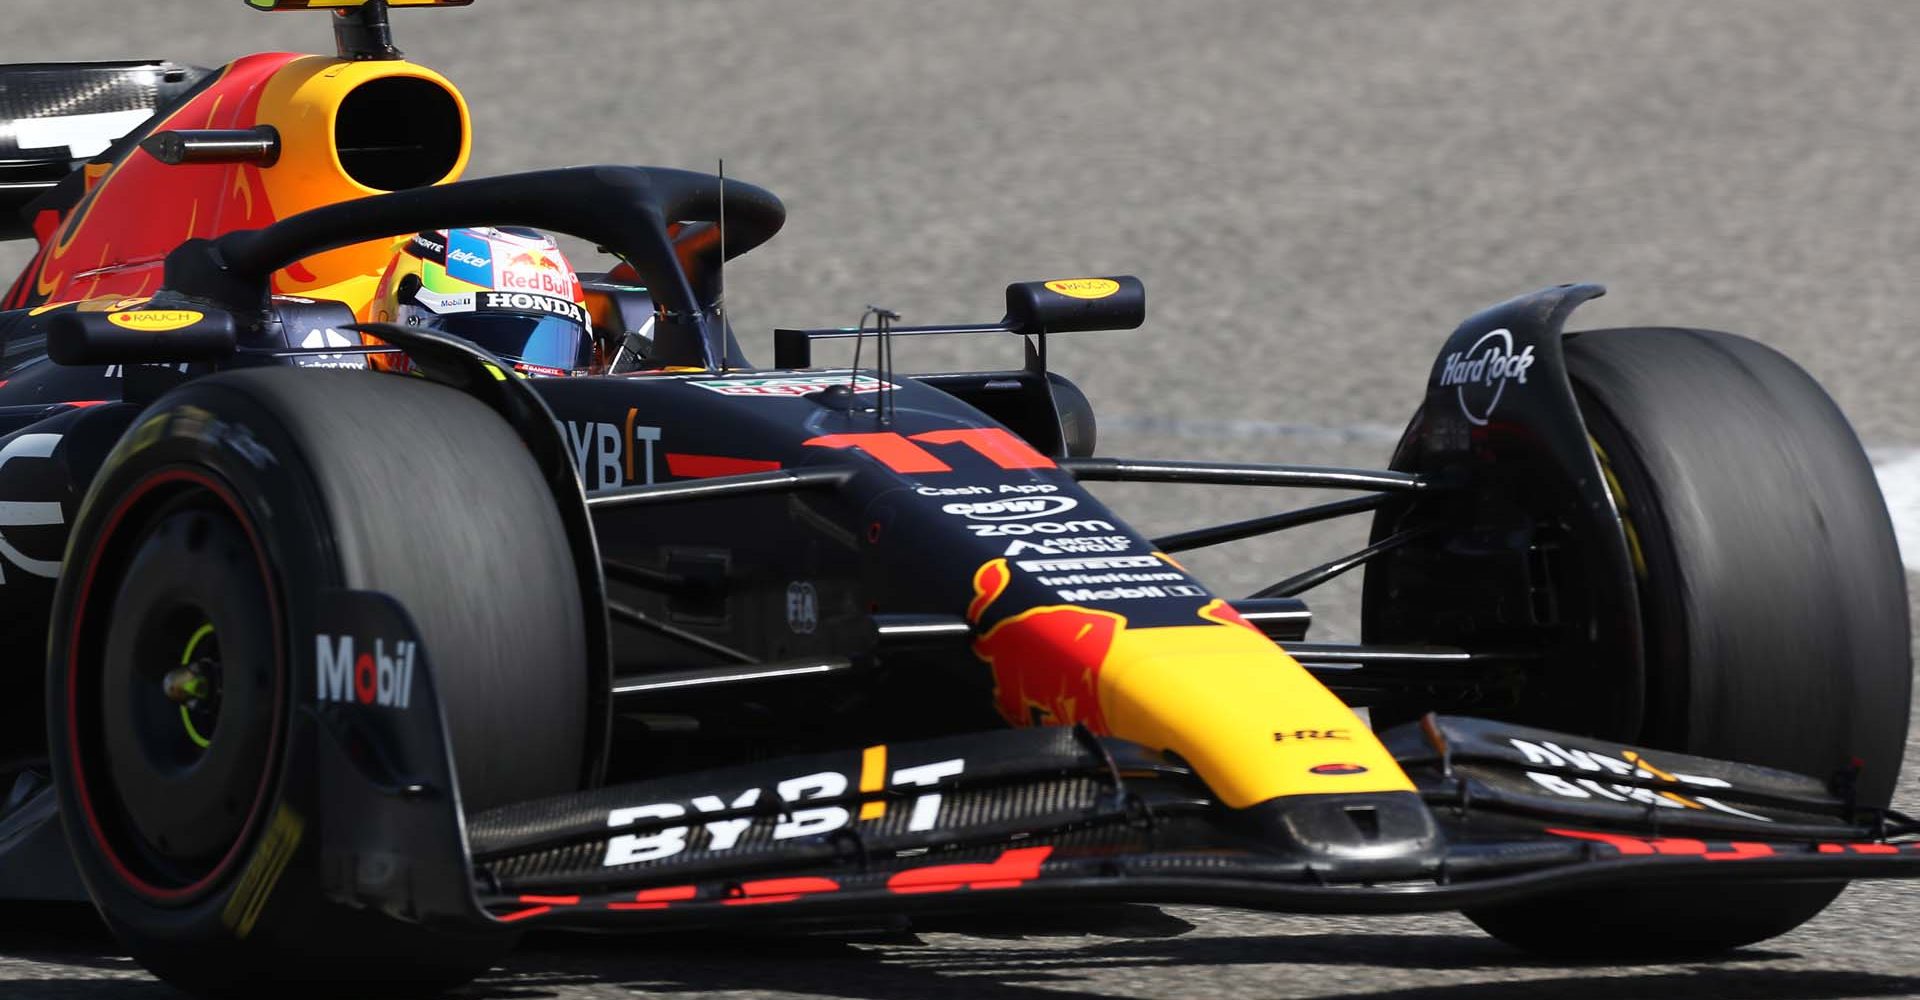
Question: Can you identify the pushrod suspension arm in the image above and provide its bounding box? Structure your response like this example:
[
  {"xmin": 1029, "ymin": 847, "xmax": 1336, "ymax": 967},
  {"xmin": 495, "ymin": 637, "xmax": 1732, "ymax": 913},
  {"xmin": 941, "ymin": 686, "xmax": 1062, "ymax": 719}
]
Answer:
[
  {"xmin": 1154, "ymin": 493, "xmax": 1391, "ymax": 553},
  {"xmin": 1059, "ymin": 458, "xmax": 1428, "ymax": 492}
]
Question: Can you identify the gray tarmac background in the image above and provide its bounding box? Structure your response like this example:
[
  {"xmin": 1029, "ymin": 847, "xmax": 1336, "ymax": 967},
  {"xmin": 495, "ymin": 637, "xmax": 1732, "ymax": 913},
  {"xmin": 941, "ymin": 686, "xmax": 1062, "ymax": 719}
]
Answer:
[{"xmin": 4, "ymin": 1, "xmax": 1920, "ymax": 996}]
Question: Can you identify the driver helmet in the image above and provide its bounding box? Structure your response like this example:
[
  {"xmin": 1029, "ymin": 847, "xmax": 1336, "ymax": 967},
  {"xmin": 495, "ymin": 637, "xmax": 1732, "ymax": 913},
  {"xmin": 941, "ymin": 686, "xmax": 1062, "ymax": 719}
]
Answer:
[{"xmin": 367, "ymin": 227, "xmax": 597, "ymax": 376}]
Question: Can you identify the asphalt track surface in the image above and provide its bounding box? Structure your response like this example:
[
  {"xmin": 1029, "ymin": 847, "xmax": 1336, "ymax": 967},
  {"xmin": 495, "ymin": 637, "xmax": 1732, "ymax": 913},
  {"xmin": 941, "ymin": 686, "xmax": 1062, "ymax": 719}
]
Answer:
[{"xmin": 4, "ymin": 1, "xmax": 1920, "ymax": 996}]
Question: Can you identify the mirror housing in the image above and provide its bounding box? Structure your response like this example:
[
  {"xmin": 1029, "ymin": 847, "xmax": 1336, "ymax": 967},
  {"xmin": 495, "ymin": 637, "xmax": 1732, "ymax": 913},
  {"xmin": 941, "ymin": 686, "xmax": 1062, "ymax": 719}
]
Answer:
[
  {"xmin": 244, "ymin": 0, "xmax": 472, "ymax": 10},
  {"xmin": 48, "ymin": 307, "xmax": 237, "ymax": 366},
  {"xmin": 1004, "ymin": 276, "xmax": 1145, "ymax": 335}
]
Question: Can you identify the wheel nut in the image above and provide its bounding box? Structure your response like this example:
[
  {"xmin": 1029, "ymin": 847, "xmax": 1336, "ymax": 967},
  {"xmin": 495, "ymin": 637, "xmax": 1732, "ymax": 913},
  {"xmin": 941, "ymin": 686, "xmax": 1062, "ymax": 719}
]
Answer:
[{"xmin": 163, "ymin": 666, "xmax": 209, "ymax": 704}]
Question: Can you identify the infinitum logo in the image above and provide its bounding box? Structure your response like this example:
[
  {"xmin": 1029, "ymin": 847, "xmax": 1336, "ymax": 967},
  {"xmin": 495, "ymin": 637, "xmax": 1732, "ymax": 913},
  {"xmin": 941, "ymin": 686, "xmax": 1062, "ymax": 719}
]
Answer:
[{"xmin": 315, "ymin": 635, "xmax": 417, "ymax": 709}]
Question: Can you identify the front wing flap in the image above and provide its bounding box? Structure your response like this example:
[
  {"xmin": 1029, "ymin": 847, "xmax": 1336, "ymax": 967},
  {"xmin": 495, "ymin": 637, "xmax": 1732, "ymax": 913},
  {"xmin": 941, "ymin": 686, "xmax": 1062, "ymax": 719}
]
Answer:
[{"xmin": 465, "ymin": 717, "xmax": 1920, "ymax": 929}]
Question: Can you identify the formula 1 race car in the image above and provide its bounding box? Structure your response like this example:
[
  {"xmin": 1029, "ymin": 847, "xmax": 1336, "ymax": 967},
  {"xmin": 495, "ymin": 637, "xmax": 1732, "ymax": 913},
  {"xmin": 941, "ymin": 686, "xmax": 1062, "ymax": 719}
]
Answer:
[{"xmin": 0, "ymin": 2, "xmax": 1913, "ymax": 997}]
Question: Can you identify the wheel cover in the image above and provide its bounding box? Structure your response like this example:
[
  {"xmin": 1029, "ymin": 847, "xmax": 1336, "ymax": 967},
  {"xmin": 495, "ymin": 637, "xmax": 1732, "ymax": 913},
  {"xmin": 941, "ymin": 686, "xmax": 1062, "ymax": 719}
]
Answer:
[{"xmin": 66, "ymin": 469, "xmax": 286, "ymax": 902}]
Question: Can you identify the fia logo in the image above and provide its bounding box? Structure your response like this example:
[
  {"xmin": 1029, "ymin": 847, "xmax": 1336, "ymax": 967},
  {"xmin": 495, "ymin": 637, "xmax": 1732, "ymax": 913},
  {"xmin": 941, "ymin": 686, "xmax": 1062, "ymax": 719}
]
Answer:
[{"xmin": 786, "ymin": 581, "xmax": 818, "ymax": 635}]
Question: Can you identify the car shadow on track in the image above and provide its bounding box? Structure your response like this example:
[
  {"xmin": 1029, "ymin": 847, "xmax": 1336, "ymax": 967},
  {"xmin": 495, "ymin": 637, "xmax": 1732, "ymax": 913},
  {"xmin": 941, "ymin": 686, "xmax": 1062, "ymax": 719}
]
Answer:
[
  {"xmin": 6, "ymin": 904, "xmax": 1920, "ymax": 1000},
  {"xmin": 462, "ymin": 915, "xmax": 1920, "ymax": 1000}
]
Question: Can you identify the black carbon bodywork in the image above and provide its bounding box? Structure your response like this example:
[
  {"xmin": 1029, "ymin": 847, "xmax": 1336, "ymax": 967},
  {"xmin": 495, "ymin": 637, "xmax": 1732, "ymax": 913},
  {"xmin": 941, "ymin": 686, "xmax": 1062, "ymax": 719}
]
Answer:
[{"xmin": 1362, "ymin": 285, "xmax": 1644, "ymax": 734}]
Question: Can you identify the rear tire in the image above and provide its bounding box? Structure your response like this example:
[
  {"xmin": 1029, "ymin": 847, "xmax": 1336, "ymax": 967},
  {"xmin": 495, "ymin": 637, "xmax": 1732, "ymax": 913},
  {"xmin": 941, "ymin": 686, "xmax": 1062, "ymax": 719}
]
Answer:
[
  {"xmin": 49, "ymin": 369, "xmax": 588, "ymax": 996},
  {"xmin": 1462, "ymin": 328, "xmax": 1911, "ymax": 958}
]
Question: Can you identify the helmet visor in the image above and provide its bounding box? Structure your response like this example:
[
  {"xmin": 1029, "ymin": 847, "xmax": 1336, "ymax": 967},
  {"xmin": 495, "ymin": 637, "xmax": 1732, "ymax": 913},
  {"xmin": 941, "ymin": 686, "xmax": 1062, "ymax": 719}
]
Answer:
[{"xmin": 440, "ymin": 313, "xmax": 592, "ymax": 374}]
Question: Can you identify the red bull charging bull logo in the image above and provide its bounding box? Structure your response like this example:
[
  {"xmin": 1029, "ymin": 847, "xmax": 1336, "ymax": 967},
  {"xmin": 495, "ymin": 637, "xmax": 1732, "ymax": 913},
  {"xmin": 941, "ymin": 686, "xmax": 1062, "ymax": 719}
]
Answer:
[
  {"xmin": 963, "ymin": 560, "xmax": 1413, "ymax": 805},
  {"xmin": 968, "ymin": 557, "xmax": 1123, "ymax": 730},
  {"xmin": 966, "ymin": 561, "xmax": 1280, "ymax": 733},
  {"xmin": 975, "ymin": 605, "xmax": 1124, "ymax": 731}
]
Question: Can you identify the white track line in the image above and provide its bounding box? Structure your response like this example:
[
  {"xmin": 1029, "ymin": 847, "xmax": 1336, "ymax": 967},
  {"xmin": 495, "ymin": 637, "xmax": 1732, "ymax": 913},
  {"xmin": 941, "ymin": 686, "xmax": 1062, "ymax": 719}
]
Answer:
[
  {"xmin": 1107, "ymin": 416, "xmax": 1920, "ymax": 574},
  {"xmin": 1873, "ymin": 449, "xmax": 1920, "ymax": 574}
]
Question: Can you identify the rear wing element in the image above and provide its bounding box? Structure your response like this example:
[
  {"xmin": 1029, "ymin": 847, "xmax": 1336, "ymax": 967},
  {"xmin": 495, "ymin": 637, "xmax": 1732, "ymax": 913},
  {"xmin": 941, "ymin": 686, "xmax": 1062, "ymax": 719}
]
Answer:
[{"xmin": 0, "ymin": 61, "xmax": 209, "ymax": 240}]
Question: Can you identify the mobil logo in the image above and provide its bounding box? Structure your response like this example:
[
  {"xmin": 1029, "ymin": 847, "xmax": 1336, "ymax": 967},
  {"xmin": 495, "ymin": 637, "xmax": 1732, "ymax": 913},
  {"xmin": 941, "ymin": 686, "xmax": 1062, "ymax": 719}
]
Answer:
[
  {"xmin": 315, "ymin": 634, "xmax": 417, "ymax": 709},
  {"xmin": 941, "ymin": 496, "xmax": 1078, "ymax": 521}
]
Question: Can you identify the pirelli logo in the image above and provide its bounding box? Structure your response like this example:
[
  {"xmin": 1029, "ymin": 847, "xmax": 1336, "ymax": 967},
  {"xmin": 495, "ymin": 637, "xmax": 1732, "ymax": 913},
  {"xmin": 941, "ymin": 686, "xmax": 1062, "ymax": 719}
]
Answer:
[{"xmin": 220, "ymin": 806, "xmax": 304, "ymax": 939}]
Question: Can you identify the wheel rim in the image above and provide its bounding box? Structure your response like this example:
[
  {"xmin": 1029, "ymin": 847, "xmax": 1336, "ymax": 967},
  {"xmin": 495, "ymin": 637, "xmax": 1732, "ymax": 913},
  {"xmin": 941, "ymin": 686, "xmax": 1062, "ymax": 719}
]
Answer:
[{"xmin": 66, "ymin": 469, "xmax": 285, "ymax": 901}]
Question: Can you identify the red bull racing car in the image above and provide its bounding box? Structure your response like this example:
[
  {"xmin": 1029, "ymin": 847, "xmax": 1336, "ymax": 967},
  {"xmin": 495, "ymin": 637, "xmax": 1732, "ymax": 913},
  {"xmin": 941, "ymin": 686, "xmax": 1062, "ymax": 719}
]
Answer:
[{"xmin": 0, "ymin": 2, "xmax": 1913, "ymax": 996}]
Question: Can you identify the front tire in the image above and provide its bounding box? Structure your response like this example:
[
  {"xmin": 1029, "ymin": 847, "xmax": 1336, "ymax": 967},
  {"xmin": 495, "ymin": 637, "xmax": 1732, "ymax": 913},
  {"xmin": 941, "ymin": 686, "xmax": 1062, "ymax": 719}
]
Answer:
[
  {"xmin": 48, "ymin": 369, "xmax": 589, "ymax": 996},
  {"xmin": 1463, "ymin": 327, "xmax": 1911, "ymax": 957}
]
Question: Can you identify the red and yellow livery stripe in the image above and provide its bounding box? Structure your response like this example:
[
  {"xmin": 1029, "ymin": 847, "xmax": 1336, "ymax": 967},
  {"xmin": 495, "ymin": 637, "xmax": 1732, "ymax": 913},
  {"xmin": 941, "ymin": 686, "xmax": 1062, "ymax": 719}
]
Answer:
[{"xmin": 968, "ymin": 572, "xmax": 1410, "ymax": 808}]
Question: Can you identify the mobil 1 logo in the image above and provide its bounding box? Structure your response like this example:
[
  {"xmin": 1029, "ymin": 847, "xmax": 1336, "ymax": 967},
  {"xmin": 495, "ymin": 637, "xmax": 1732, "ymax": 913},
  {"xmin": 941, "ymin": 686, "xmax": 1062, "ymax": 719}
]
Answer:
[
  {"xmin": 312, "ymin": 589, "xmax": 430, "ymax": 713},
  {"xmin": 315, "ymin": 634, "xmax": 416, "ymax": 710}
]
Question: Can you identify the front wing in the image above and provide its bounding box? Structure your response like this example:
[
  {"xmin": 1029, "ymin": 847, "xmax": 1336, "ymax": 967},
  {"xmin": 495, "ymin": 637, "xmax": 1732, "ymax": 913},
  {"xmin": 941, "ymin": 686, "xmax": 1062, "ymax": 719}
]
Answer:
[{"xmin": 458, "ymin": 718, "xmax": 1920, "ymax": 929}]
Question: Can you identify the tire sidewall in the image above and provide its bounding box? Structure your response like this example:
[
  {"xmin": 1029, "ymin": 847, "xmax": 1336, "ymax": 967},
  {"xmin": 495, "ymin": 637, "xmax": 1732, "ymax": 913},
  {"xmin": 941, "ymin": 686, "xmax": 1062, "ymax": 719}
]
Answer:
[
  {"xmin": 45, "ymin": 380, "xmax": 501, "ymax": 987},
  {"xmin": 1463, "ymin": 327, "xmax": 1911, "ymax": 956}
]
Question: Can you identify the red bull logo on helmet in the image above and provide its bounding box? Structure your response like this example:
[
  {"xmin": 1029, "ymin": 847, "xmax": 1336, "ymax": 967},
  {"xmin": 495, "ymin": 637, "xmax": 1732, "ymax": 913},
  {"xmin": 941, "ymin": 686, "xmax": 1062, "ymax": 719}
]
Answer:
[
  {"xmin": 435, "ymin": 230, "xmax": 582, "ymax": 300},
  {"xmin": 505, "ymin": 249, "xmax": 559, "ymax": 271},
  {"xmin": 497, "ymin": 248, "xmax": 580, "ymax": 298}
]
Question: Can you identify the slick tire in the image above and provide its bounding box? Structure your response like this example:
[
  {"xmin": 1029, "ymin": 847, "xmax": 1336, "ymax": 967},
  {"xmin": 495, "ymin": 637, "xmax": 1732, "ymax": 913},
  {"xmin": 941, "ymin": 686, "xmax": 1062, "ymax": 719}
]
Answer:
[
  {"xmin": 1465, "ymin": 327, "xmax": 1911, "ymax": 958},
  {"xmin": 47, "ymin": 368, "xmax": 588, "ymax": 997}
]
